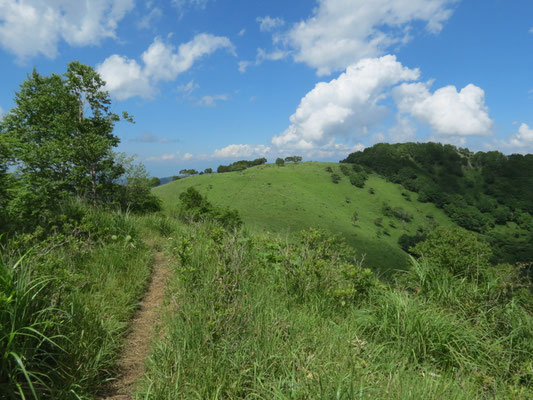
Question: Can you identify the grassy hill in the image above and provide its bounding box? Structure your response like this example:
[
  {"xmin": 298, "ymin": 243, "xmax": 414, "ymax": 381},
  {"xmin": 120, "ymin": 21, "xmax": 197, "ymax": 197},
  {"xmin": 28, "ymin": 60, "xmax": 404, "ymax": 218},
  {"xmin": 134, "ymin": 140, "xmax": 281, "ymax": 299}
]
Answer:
[{"xmin": 153, "ymin": 161, "xmax": 454, "ymax": 274}]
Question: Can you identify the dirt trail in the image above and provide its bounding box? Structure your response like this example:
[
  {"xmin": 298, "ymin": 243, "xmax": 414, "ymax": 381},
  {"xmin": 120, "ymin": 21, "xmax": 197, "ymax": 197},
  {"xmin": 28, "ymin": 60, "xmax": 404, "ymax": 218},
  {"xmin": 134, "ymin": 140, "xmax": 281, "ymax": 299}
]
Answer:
[{"xmin": 100, "ymin": 252, "xmax": 169, "ymax": 400}]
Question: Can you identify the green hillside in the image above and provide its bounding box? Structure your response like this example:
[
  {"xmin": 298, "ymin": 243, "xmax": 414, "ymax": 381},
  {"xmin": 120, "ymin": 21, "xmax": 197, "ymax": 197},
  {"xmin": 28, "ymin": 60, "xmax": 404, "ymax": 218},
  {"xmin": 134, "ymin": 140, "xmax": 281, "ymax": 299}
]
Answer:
[{"xmin": 153, "ymin": 161, "xmax": 454, "ymax": 274}]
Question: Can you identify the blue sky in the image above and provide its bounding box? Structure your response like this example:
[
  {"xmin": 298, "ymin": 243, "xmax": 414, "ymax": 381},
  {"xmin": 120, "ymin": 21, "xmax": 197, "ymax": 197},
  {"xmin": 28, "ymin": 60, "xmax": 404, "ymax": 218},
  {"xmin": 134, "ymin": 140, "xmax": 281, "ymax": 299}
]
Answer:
[{"xmin": 0, "ymin": 0, "xmax": 532, "ymax": 176}]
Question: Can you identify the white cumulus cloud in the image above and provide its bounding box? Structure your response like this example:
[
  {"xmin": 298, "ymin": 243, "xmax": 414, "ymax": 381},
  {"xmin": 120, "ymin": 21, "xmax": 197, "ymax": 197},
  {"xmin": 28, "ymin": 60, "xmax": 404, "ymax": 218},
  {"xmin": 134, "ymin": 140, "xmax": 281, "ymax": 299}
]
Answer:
[
  {"xmin": 98, "ymin": 34, "xmax": 234, "ymax": 100},
  {"xmin": 503, "ymin": 123, "xmax": 533, "ymax": 151},
  {"xmin": 285, "ymin": 0, "xmax": 457, "ymax": 75},
  {"xmin": 393, "ymin": 82, "xmax": 492, "ymax": 136},
  {"xmin": 0, "ymin": 0, "xmax": 134, "ymax": 61},
  {"xmin": 257, "ymin": 16, "xmax": 285, "ymax": 32},
  {"xmin": 213, "ymin": 144, "xmax": 271, "ymax": 159},
  {"xmin": 142, "ymin": 35, "xmax": 235, "ymax": 83},
  {"xmin": 272, "ymin": 55, "xmax": 420, "ymax": 151},
  {"xmin": 97, "ymin": 55, "xmax": 154, "ymax": 101}
]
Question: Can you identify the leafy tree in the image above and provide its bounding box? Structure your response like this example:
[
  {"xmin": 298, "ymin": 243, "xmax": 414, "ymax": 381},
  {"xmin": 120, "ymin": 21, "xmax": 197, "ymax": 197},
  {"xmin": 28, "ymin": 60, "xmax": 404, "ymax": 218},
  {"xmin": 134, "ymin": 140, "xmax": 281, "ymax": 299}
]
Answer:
[
  {"xmin": 179, "ymin": 169, "xmax": 198, "ymax": 176},
  {"xmin": 217, "ymin": 158, "xmax": 266, "ymax": 173},
  {"xmin": 275, "ymin": 157, "xmax": 285, "ymax": 166},
  {"xmin": 331, "ymin": 173, "xmax": 341, "ymax": 183},
  {"xmin": 149, "ymin": 177, "xmax": 161, "ymax": 187},
  {"xmin": 284, "ymin": 155, "xmax": 302, "ymax": 163},
  {"xmin": 114, "ymin": 154, "xmax": 161, "ymax": 213},
  {"xmin": 0, "ymin": 62, "xmax": 132, "ymax": 225},
  {"xmin": 204, "ymin": 168, "xmax": 213, "ymax": 174}
]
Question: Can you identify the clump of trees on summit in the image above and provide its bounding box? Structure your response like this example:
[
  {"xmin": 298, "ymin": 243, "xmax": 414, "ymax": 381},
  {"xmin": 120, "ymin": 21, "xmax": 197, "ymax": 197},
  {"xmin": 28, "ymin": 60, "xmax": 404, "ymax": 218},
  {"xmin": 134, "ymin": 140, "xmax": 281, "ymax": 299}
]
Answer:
[
  {"xmin": 284, "ymin": 155, "xmax": 302, "ymax": 163},
  {"xmin": 217, "ymin": 157, "xmax": 267, "ymax": 173}
]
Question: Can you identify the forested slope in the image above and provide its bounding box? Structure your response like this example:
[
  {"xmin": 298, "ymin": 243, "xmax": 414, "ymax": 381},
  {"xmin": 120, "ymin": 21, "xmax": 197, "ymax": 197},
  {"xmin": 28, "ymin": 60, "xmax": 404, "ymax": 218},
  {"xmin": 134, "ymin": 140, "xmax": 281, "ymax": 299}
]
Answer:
[{"xmin": 341, "ymin": 143, "xmax": 533, "ymax": 266}]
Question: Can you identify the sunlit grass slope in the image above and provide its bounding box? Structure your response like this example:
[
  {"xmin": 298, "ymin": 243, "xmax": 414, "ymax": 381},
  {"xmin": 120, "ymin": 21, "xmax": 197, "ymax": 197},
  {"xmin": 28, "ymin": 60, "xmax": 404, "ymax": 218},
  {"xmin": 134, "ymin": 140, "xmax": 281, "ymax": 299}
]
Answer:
[{"xmin": 153, "ymin": 162, "xmax": 453, "ymax": 273}]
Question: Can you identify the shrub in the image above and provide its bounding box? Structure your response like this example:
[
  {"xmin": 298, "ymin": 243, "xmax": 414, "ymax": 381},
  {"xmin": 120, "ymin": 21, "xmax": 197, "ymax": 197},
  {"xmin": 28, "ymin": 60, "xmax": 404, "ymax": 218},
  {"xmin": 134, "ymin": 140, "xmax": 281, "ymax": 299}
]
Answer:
[
  {"xmin": 331, "ymin": 173, "xmax": 341, "ymax": 184},
  {"xmin": 339, "ymin": 164, "xmax": 351, "ymax": 176},
  {"xmin": 283, "ymin": 228, "xmax": 379, "ymax": 305},
  {"xmin": 412, "ymin": 226, "xmax": 492, "ymax": 279},
  {"xmin": 398, "ymin": 232, "xmax": 427, "ymax": 253},
  {"xmin": 382, "ymin": 204, "xmax": 413, "ymax": 222},
  {"xmin": 349, "ymin": 173, "xmax": 366, "ymax": 188},
  {"xmin": 178, "ymin": 187, "xmax": 242, "ymax": 230}
]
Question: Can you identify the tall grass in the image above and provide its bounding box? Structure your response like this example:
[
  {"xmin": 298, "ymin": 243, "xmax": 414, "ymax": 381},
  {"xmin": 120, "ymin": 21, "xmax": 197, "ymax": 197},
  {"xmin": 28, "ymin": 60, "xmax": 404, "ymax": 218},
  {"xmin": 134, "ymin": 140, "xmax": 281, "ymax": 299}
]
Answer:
[
  {"xmin": 0, "ymin": 251, "xmax": 63, "ymax": 399},
  {"xmin": 135, "ymin": 219, "xmax": 533, "ymax": 399},
  {"xmin": 1, "ymin": 207, "xmax": 154, "ymax": 398}
]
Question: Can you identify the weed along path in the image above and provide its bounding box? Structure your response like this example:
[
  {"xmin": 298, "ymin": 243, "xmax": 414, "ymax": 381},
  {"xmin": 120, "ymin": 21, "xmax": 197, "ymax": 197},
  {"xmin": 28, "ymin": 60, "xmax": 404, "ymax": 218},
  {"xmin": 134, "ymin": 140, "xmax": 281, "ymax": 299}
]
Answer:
[{"xmin": 100, "ymin": 251, "xmax": 170, "ymax": 399}]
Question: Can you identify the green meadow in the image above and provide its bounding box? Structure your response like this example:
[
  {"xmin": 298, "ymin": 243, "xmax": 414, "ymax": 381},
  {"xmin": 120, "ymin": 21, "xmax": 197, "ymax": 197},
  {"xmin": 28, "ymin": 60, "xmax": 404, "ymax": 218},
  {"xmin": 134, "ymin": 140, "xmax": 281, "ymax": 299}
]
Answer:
[{"xmin": 154, "ymin": 162, "xmax": 453, "ymax": 274}]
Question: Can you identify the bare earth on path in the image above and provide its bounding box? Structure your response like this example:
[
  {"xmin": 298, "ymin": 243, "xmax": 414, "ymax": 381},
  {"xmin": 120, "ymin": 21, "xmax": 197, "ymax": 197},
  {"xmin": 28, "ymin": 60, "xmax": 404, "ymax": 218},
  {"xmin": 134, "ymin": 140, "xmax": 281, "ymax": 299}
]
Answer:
[{"xmin": 99, "ymin": 252, "xmax": 169, "ymax": 400}]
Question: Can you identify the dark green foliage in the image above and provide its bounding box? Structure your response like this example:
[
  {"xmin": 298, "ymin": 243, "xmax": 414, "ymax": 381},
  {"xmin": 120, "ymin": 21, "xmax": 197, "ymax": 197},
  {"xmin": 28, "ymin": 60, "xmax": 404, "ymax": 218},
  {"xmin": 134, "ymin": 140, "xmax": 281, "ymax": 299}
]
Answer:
[
  {"xmin": 368, "ymin": 187, "xmax": 375, "ymax": 194},
  {"xmin": 217, "ymin": 158, "xmax": 267, "ymax": 173},
  {"xmin": 443, "ymin": 200, "xmax": 493, "ymax": 233},
  {"xmin": 401, "ymin": 191, "xmax": 411, "ymax": 201},
  {"xmin": 325, "ymin": 166, "xmax": 333, "ymax": 173},
  {"xmin": 149, "ymin": 177, "xmax": 161, "ymax": 187},
  {"xmin": 179, "ymin": 169, "xmax": 198, "ymax": 176},
  {"xmin": 275, "ymin": 157, "xmax": 285, "ymax": 166},
  {"xmin": 349, "ymin": 172, "xmax": 366, "ymax": 188},
  {"xmin": 204, "ymin": 168, "xmax": 213, "ymax": 174},
  {"xmin": 172, "ymin": 176, "xmax": 181, "ymax": 181},
  {"xmin": 342, "ymin": 142, "xmax": 533, "ymax": 263},
  {"xmin": 398, "ymin": 232, "xmax": 427, "ymax": 253},
  {"xmin": 331, "ymin": 173, "xmax": 341, "ymax": 184},
  {"xmin": 339, "ymin": 163, "xmax": 351, "ymax": 176},
  {"xmin": 382, "ymin": 203, "xmax": 413, "ymax": 222},
  {"xmin": 284, "ymin": 155, "xmax": 302, "ymax": 163},
  {"xmin": 178, "ymin": 187, "xmax": 242, "ymax": 230}
]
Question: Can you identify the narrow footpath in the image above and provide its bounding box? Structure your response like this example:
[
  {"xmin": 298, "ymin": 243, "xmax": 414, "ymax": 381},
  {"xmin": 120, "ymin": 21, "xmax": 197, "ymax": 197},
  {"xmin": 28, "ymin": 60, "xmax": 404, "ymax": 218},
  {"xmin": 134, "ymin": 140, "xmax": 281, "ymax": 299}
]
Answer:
[{"xmin": 100, "ymin": 252, "xmax": 169, "ymax": 400}]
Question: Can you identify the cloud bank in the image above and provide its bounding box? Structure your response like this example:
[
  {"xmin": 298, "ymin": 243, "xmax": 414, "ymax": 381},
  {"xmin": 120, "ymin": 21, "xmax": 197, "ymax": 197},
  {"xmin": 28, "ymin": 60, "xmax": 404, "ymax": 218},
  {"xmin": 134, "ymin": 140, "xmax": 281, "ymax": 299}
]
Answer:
[
  {"xmin": 0, "ymin": 0, "xmax": 134, "ymax": 61},
  {"xmin": 284, "ymin": 0, "xmax": 457, "ymax": 75},
  {"xmin": 97, "ymin": 34, "xmax": 235, "ymax": 100}
]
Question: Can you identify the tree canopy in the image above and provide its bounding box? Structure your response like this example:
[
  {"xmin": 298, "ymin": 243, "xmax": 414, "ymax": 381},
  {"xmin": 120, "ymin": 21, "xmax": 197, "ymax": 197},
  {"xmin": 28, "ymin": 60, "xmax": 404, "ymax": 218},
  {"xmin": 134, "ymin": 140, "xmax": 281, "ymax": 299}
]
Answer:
[{"xmin": 0, "ymin": 62, "xmax": 159, "ymax": 232}]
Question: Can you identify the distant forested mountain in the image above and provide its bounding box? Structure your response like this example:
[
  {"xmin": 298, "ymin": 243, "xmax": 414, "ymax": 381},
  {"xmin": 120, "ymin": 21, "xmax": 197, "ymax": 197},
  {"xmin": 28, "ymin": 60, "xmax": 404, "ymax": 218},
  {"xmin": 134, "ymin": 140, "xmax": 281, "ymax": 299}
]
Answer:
[{"xmin": 342, "ymin": 143, "xmax": 533, "ymax": 265}]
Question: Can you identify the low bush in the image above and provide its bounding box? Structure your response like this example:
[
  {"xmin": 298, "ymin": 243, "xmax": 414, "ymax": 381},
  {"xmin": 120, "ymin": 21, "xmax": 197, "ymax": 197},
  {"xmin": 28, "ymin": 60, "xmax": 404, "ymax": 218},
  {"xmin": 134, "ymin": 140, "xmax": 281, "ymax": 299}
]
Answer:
[{"xmin": 178, "ymin": 187, "xmax": 242, "ymax": 230}]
